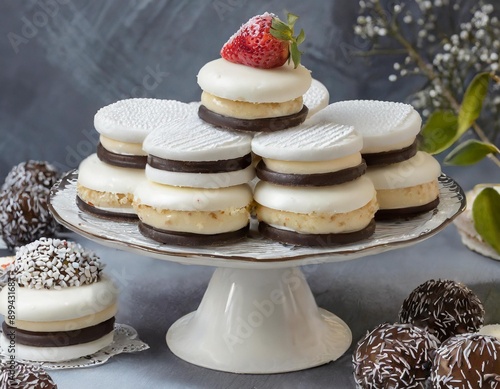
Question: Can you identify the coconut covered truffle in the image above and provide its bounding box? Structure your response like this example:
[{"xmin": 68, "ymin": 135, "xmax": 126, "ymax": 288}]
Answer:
[
  {"xmin": 352, "ymin": 323, "xmax": 440, "ymax": 388},
  {"xmin": 11, "ymin": 238, "xmax": 104, "ymax": 289},
  {"xmin": 0, "ymin": 186, "xmax": 58, "ymax": 250},
  {"xmin": 0, "ymin": 360, "xmax": 57, "ymax": 389},
  {"xmin": 431, "ymin": 333, "xmax": 500, "ymax": 388},
  {"xmin": 1, "ymin": 160, "xmax": 60, "ymax": 192},
  {"xmin": 399, "ymin": 279, "xmax": 484, "ymax": 342}
]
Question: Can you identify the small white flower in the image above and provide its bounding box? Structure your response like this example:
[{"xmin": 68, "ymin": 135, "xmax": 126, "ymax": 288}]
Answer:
[
  {"xmin": 389, "ymin": 74, "xmax": 397, "ymax": 82},
  {"xmin": 403, "ymin": 15, "xmax": 413, "ymax": 24},
  {"xmin": 393, "ymin": 62, "xmax": 401, "ymax": 70}
]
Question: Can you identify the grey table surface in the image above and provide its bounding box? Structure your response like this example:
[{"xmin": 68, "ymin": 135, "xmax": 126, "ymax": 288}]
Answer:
[{"xmin": 39, "ymin": 161, "xmax": 499, "ymax": 389}]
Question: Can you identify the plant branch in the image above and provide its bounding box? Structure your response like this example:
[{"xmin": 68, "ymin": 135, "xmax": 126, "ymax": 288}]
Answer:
[{"xmin": 372, "ymin": 0, "xmax": 500, "ymax": 168}]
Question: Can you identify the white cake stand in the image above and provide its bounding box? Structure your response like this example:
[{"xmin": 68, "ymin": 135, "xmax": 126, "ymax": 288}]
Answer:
[{"xmin": 49, "ymin": 172, "xmax": 465, "ymax": 374}]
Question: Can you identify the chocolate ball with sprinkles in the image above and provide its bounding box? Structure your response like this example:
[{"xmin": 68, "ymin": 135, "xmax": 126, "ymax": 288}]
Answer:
[
  {"xmin": 352, "ymin": 323, "xmax": 440, "ymax": 388},
  {"xmin": 0, "ymin": 185, "xmax": 58, "ymax": 251},
  {"xmin": 399, "ymin": 279, "xmax": 485, "ymax": 343},
  {"xmin": 0, "ymin": 238, "xmax": 119, "ymax": 362},
  {"xmin": 431, "ymin": 333, "xmax": 500, "ymax": 388},
  {"xmin": 0, "ymin": 360, "xmax": 57, "ymax": 389},
  {"xmin": 1, "ymin": 160, "xmax": 60, "ymax": 192}
]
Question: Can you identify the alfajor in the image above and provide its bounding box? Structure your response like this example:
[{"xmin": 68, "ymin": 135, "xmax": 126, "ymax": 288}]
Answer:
[
  {"xmin": 135, "ymin": 117, "xmax": 255, "ymax": 245},
  {"xmin": 303, "ymin": 79, "xmax": 330, "ymax": 118},
  {"xmin": 365, "ymin": 151, "xmax": 441, "ymax": 219},
  {"xmin": 252, "ymin": 121, "xmax": 378, "ymax": 246},
  {"xmin": 197, "ymin": 58, "xmax": 311, "ymax": 132},
  {"xmin": 0, "ymin": 238, "xmax": 118, "ymax": 362},
  {"xmin": 94, "ymin": 98, "xmax": 193, "ymax": 169},
  {"xmin": 313, "ymin": 100, "xmax": 422, "ymax": 165},
  {"xmin": 77, "ymin": 153, "xmax": 145, "ymax": 219}
]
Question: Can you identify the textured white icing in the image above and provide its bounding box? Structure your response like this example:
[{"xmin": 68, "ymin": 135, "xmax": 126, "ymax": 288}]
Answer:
[
  {"xmin": 78, "ymin": 154, "xmax": 146, "ymax": 194},
  {"xmin": 143, "ymin": 116, "xmax": 253, "ymax": 161},
  {"xmin": 252, "ymin": 121, "xmax": 362, "ymax": 161},
  {"xmin": 1, "ymin": 332, "xmax": 114, "ymax": 362},
  {"xmin": 134, "ymin": 180, "xmax": 253, "ymax": 211},
  {"xmin": 254, "ymin": 176, "xmax": 376, "ymax": 213},
  {"xmin": 146, "ymin": 164, "xmax": 255, "ymax": 189},
  {"xmin": 0, "ymin": 275, "xmax": 118, "ymax": 322},
  {"xmin": 365, "ymin": 152, "xmax": 441, "ymax": 189},
  {"xmin": 313, "ymin": 100, "xmax": 422, "ymax": 153},
  {"xmin": 303, "ymin": 79, "xmax": 330, "ymax": 117},
  {"xmin": 94, "ymin": 98, "xmax": 194, "ymax": 143},
  {"xmin": 197, "ymin": 58, "xmax": 312, "ymax": 103}
]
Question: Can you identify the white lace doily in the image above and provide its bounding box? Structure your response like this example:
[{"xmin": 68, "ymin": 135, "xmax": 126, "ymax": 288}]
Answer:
[{"xmin": 1, "ymin": 323, "xmax": 149, "ymax": 370}]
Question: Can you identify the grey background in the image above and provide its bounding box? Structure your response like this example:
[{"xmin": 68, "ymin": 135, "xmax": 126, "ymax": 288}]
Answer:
[{"xmin": 1, "ymin": 1, "xmax": 500, "ymax": 388}]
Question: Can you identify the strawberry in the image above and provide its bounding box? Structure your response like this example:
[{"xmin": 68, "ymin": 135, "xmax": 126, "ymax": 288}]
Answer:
[{"xmin": 220, "ymin": 12, "xmax": 305, "ymax": 69}]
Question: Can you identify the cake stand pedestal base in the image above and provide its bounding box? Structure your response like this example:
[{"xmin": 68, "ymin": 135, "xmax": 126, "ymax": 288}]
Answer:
[{"xmin": 166, "ymin": 266, "xmax": 352, "ymax": 374}]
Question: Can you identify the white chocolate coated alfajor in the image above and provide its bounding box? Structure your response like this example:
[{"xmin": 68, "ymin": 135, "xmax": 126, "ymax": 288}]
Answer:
[
  {"xmin": 313, "ymin": 100, "xmax": 422, "ymax": 153},
  {"xmin": 134, "ymin": 180, "xmax": 252, "ymax": 212},
  {"xmin": 197, "ymin": 58, "xmax": 312, "ymax": 103},
  {"xmin": 365, "ymin": 152, "xmax": 441, "ymax": 190},
  {"xmin": 94, "ymin": 98, "xmax": 194, "ymax": 144},
  {"xmin": 78, "ymin": 154, "xmax": 146, "ymax": 194},
  {"xmin": 0, "ymin": 332, "xmax": 114, "ymax": 363},
  {"xmin": 143, "ymin": 116, "xmax": 253, "ymax": 162},
  {"xmin": 254, "ymin": 176, "xmax": 376, "ymax": 214},
  {"xmin": 252, "ymin": 121, "xmax": 362, "ymax": 162},
  {"xmin": 0, "ymin": 275, "xmax": 118, "ymax": 324},
  {"xmin": 303, "ymin": 79, "xmax": 330, "ymax": 117}
]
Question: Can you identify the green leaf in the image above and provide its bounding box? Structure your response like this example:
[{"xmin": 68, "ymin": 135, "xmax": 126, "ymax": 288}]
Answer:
[
  {"xmin": 457, "ymin": 72, "xmax": 491, "ymax": 137},
  {"xmin": 444, "ymin": 139, "xmax": 499, "ymax": 165},
  {"xmin": 472, "ymin": 187, "xmax": 500, "ymax": 255},
  {"xmin": 287, "ymin": 13, "xmax": 299, "ymax": 28},
  {"xmin": 296, "ymin": 29, "xmax": 305, "ymax": 45},
  {"xmin": 290, "ymin": 41, "xmax": 300, "ymax": 68},
  {"xmin": 270, "ymin": 29, "xmax": 291, "ymax": 41},
  {"xmin": 419, "ymin": 110, "xmax": 458, "ymax": 154},
  {"xmin": 271, "ymin": 19, "xmax": 291, "ymax": 34}
]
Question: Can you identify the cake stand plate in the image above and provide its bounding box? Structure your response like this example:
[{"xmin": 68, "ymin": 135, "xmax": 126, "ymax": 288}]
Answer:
[{"xmin": 49, "ymin": 172, "xmax": 465, "ymax": 374}]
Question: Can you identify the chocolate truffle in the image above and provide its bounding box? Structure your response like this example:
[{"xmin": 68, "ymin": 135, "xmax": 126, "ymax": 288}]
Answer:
[
  {"xmin": 1, "ymin": 160, "xmax": 60, "ymax": 192},
  {"xmin": 353, "ymin": 323, "xmax": 440, "ymax": 388},
  {"xmin": 0, "ymin": 185, "xmax": 58, "ymax": 250},
  {"xmin": 431, "ymin": 333, "xmax": 500, "ymax": 388},
  {"xmin": 399, "ymin": 279, "xmax": 484, "ymax": 342},
  {"xmin": 0, "ymin": 360, "xmax": 57, "ymax": 388}
]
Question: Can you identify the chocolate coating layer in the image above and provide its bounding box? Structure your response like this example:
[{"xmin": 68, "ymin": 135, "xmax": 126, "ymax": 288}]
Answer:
[
  {"xmin": 431, "ymin": 333, "xmax": 500, "ymax": 388},
  {"xmin": 0, "ymin": 360, "xmax": 57, "ymax": 389},
  {"xmin": 1, "ymin": 160, "xmax": 60, "ymax": 192},
  {"xmin": 255, "ymin": 160, "xmax": 367, "ymax": 186},
  {"xmin": 375, "ymin": 197, "xmax": 440, "ymax": 220},
  {"xmin": 399, "ymin": 279, "xmax": 484, "ymax": 343},
  {"xmin": 2, "ymin": 317, "xmax": 114, "ymax": 347},
  {"xmin": 148, "ymin": 153, "xmax": 252, "ymax": 173},
  {"xmin": 0, "ymin": 186, "xmax": 58, "ymax": 250},
  {"xmin": 353, "ymin": 323, "xmax": 440, "ymax": 389},
  {"xmin": 138, "ymin": 222, "xmax": 249, "ymax": 246},
  {"xmin": 363, "ymin": 140, "xmax": 418, "ymax": 166},
  {"xmin": 258, "ymin": 219, "xmax": 376, "ymax": 247},
  {"xmin": 97, "ymin": 142, "xmax": 147, "ymax": 169},
  {"xmin": 76, "ymin": 196, "xmax": 138, "ymax": 221},
  {"xmin": 198, "ymin": 104, "xmax": 309, "ymax": 132}
]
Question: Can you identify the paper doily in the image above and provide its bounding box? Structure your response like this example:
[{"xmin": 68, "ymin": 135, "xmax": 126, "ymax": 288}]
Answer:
[{"xmin": 1, "ymin": 323, "xmax": 149, "ymax": 370}]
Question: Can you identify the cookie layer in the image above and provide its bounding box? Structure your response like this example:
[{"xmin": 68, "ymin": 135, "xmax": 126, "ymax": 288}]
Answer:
[
  {"xmin": 365, "ymin": 152, "xmax": 441, "ymax": 190},
  {"xmin": 362, "ymin": 140, "xmax": 418, "ymax": 166},
  {"xmin": 94, "ymin": 98, "xmax": 194, "ymax": 143},
  {"xmin": 254, "ymin": 176, "xmax": 376, "ymax": 214},
  {"xmin": 197, "ymin": 58, "xmax": 312, "ymax": 103},
  {"xmin": 303, "ymin": 79, "xmax": 329, "ymax": 117},
  {"xmin": 313, "ymin": 100, "xmax": 421, "ymax": 153},
  {"xmin": 0, "ymin": 275, "xmax": 118, "ymax": 323},
  {"xmin": 76, "ymin": 195, "xmax": 137, "ymax": 219},
  {"xmin": 201, "ymin": 92, "xmax": 303, "ymax": 119},
  {"xmin": 139, "ymin": 222, "xmax": 249, "ymax": 246},
  {"xmin": 1, "ymin": 331, "xmax": 114, "ymax": 362},
  {"xmin": 77, "ymin": 154, "xmax": 146, "ymax": 194},
  {"xmin": 198, "ymin": 104, "xmax": 309, "ymax": 132},
  {"xmin": 97, "ymin": 142, "xmax": 147, "ymax": 169},
  {"xmin": 259, "ymin": 219, "xmax": 375, "ymax": 246}
]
